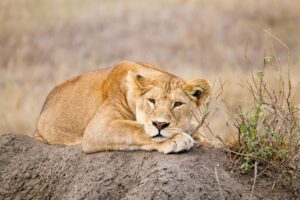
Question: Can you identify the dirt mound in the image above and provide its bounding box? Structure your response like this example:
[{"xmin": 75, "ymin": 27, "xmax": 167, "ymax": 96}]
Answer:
[{"xmin": 0, "ymin": 134, "xmax": 298, "ymax": 200}]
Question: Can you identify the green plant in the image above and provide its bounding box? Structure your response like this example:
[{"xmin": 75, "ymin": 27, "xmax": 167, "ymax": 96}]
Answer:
[{"xmin": 225, "ymin": 65, "xmax": 300, "ymax": 178}]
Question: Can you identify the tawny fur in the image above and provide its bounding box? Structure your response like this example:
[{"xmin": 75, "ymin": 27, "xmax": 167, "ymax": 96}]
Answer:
[{"xmin": 35, "ymin": 61, "xmax": 217, "ymax": 154}]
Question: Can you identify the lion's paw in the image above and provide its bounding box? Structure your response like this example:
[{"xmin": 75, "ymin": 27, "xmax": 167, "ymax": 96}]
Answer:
[{"xmin": 159, "ymin": 133, "xmax": 195, "ymax": 154}]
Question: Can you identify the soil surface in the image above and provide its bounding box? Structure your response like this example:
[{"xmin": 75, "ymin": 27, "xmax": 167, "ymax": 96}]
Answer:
[{"xmin": 0, "ymin": 134, "xmax": 299, "ymax": 200}]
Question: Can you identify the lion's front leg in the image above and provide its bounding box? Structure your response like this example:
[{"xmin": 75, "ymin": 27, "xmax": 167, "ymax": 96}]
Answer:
[
  {"xmin": 82, "ymin": 117, "xmax": 158, "ymax": 153},
  {"xmin": 82, "ymin": 115, "xmax": 195, "ymax": 154}
]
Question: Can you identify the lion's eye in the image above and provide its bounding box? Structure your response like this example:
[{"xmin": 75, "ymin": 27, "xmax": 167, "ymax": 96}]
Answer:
[
  {"xmin": 174, "ymin": 101, "xmax": 184, "ymax": 108},
  {"xmin": 148, "ymin": 98, "xmax": 156, "ymax": 104}
]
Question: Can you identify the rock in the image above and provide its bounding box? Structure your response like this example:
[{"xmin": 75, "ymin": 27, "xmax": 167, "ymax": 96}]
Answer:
[{"xmin": 0, "ymin": 134, "xmax": 298, "ymax": 200}]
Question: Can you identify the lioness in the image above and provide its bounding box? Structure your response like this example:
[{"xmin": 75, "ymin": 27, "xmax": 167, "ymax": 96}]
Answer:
[{"xmin": 35, "ymin": 61, "xmax": 215, "ymax": 154}]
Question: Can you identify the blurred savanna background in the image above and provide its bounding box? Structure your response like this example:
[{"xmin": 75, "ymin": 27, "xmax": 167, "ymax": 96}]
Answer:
[{"xmin": 1, "ymin": 0, "xmax": 300, "ymax": 140}]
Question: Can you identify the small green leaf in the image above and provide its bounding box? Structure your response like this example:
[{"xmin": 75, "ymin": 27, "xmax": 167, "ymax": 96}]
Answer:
[
  {"xmin": 264, "ymin": 55, "xmax": 273, "ymax": 64},
  {"xmin": 278, "ymin": 149, "xmax": 287, "ymax": 159},
  {"xmin": 257, "ymin": 71, "xmax": 265, "ymax": 78}
]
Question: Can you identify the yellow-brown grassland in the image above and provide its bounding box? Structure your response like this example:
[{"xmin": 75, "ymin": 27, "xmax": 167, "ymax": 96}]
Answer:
[{"xmin": 0, "ymin": 0, "xmax": 299, "ymax": 143}]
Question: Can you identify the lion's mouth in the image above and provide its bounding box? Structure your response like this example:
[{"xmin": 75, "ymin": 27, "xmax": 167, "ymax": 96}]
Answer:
[
  {"xmin": 151, "ymin": 133, "xmax": 168, "ymax": 142},
  {"xmin": 152, "ymin": 133, "xmax": 164, "ymax": 138}
]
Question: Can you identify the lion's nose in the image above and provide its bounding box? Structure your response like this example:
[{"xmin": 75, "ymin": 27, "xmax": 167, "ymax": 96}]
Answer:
[{"xmin": 152, "ymin": 121, "xmax": 170, "ymax": 131}]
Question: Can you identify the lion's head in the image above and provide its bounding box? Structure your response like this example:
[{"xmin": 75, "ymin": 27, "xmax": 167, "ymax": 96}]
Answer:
[{"xmin": 127, "ymin": 71, "xmax": 211, "ymax": 142}]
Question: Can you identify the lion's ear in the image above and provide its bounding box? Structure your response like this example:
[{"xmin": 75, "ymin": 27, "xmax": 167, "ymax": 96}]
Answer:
[
  {"xmin": 127, "ymin": 71, "xmax": 152, "ymax": 95},
  {"xmin": 183, "ymin": 78, "xmax": 211, "ymax": 106}
]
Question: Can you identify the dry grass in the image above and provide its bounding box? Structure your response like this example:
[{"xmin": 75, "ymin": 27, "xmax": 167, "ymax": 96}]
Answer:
[{"xmin": 0, "ymin": 0, "xmax": 299, "ymax": 139}]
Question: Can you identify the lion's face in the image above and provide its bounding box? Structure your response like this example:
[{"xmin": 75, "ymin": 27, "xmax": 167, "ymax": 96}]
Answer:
[
  {"xmin": 127, "ymin": 71, "xmax": 211, "ymax": 142},
  {"xmin": 136, "ymin": 85, "xmax": 195, "ymax": 142}
]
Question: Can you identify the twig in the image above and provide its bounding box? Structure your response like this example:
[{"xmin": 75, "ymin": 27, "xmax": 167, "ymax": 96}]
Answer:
[
  {"xmin": 215, "ymin": 78, "xmax": 224, "ymax": 99},
  {"xmin": 214, "ymin": 164, "xmax": 226, "ymax": 200},
  {"xmin": 263, "ymin": 28, "xmax": 290, "ymax": 66},
  {"xmin": 271, "ymin": 182, "xmax": 276, "ymax": 190},
  {"xmin": 263, "ymin": 29, "xmax": 289, "ymax": 50},
  {"xmin": 244, "ymin": 42, "xmax": 253, "ymax": 68},
  {"xmin": 223, "ymin": 148, "xmax": 273, "ymax": 165},
  {"xmin": 249, "ymin": 161, "xmax": 258, "ymax": 200}
]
